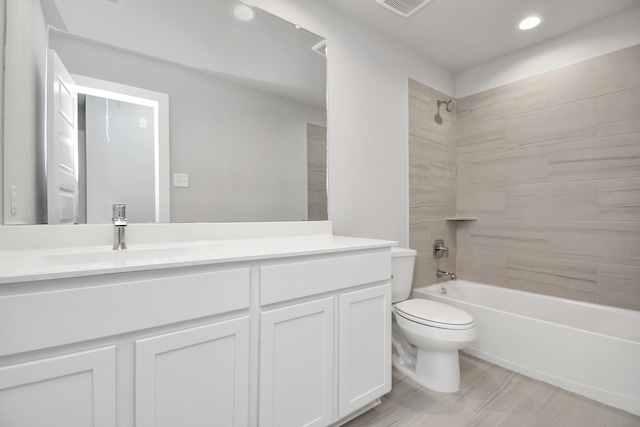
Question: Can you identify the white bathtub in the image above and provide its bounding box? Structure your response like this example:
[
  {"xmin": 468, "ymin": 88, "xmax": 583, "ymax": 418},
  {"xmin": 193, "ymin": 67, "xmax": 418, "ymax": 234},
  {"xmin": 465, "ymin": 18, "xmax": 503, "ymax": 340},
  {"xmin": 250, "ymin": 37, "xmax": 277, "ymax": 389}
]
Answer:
[{"xmin": 412, "ymin": 281, "xmax": 640, "ymax": 416}]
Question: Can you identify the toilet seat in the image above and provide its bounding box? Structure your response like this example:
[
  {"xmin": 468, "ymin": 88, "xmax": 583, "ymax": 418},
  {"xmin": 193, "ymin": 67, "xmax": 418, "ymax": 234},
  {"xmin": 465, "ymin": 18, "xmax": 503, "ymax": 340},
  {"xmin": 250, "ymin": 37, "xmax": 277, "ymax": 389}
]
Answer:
[{"xmin": 394, "ymin": 299, "xmax": 475, "ymax": 330}]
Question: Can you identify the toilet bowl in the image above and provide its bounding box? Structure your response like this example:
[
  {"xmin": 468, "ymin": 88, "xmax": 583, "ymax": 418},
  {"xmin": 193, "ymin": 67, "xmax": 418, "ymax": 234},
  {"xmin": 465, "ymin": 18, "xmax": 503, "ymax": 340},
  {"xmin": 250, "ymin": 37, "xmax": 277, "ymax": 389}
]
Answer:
[{"xmin": 390, "ymin": 247, "xmax": 477, "ymax": 393}]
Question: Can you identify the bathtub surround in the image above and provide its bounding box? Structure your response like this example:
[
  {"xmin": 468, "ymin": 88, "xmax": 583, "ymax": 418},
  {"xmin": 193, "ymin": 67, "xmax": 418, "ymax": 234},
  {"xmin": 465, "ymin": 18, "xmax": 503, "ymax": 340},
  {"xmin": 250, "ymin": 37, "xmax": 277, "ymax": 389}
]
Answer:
[
  {"xmin": 409, "ymin": 44, "xmax": 640, "ymax": 312},
  {"xmin": 456, "ymin": 44, "xmax": 640, "ymax": 311},
  {"xmin": 307, "ymin": 124, "xmax": 328, "ymax": 221},
  {"xmin": 408, "ymin": 80, "xmax": 457, "ymax": 288}
]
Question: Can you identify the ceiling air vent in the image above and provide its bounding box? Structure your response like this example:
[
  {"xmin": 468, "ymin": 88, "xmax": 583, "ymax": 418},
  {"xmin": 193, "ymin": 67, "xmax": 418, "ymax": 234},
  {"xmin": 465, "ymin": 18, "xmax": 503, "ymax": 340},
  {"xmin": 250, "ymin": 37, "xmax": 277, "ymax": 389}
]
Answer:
[{"xmin": 376, "ymin": 0, "xmax": 434, "ymax": 17}]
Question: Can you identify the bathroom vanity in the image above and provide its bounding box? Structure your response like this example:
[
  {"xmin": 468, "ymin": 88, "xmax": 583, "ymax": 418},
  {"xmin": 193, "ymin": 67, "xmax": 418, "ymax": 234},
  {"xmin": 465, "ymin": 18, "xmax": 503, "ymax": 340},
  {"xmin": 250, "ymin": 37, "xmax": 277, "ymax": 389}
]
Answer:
[{"xmin": 0, "ymin": 222, "xmax": 393, "ymax": 427}]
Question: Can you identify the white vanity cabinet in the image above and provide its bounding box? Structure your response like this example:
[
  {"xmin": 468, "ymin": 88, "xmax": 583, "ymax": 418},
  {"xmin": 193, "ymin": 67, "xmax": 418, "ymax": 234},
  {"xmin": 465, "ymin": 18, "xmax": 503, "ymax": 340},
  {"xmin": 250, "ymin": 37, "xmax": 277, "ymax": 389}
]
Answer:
[
  {"xmin": 338, "ymin": 285, "xmax": 391, "ymax": 418},
  {"xmin": 0, "ymin": 238, "xmax": 392, "ymax": 427},
  {"xmin": 258, "ymin": 251, "xmax": 392, "ymax": 427},
  {"xmin": 0, "ymin": 346, "xmax": 117, "ymax": 427},
  {"xmin": 135, "ymin": 317, "xmax": 250, "ymax": 427},
  {"xmin": 0, "ymin": 266, "xmax": 252, "ymax": 427},
  {"xmin": 259, "ymin": 298, "xmax": 336, "ymax": 427}
]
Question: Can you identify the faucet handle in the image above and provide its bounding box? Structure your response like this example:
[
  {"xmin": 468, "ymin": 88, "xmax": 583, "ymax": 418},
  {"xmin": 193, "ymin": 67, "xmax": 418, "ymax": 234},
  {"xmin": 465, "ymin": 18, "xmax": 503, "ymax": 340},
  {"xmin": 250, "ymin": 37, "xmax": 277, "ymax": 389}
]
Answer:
[
  {"xmin": 433, "ymin": 239, "xmax": 449, "ymax": 259},
  {"xmin": 112, "ymin": 203, "xmax": 127, "ymax": 225}
]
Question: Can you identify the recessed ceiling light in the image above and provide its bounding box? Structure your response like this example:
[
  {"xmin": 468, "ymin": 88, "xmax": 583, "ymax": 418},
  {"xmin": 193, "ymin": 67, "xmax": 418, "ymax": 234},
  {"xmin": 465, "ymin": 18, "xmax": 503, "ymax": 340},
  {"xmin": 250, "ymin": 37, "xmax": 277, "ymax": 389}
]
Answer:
[
  {"xmin": 232, "ymin": 4, "xmax": 256, "ymax": 22},
  {"xmin": 518, "ymin": 15, "xmax": 543, "ymax": 31}
]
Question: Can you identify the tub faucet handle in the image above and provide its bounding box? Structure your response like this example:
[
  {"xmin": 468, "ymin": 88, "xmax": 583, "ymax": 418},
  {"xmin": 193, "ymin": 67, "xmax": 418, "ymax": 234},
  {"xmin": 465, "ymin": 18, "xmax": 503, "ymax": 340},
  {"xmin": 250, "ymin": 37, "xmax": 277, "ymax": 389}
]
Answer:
[{"xmin": 433, "ymin": 239, "xmax": 449, "ymax": 259}]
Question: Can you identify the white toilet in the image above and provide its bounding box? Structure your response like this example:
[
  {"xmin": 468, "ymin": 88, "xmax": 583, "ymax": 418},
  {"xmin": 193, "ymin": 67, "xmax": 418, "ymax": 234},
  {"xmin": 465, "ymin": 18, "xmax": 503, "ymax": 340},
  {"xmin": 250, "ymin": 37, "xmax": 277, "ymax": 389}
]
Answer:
[{"xmin": 390, "ymin": 247, "xmax": 477, "ymax": 393}]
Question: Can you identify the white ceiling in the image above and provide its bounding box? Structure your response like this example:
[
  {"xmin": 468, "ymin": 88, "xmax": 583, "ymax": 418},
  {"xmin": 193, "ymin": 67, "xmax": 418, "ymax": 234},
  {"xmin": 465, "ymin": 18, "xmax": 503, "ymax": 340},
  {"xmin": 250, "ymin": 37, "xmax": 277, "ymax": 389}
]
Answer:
[{"xmin": 322, "ymin": 0, "xmax": 640, "ymax": 73}]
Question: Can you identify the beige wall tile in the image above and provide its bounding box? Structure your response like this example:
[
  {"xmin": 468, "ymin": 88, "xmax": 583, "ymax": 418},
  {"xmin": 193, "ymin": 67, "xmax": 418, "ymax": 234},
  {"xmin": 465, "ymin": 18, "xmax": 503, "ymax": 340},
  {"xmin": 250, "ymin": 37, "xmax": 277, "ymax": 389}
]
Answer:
[
  {"xmin": 597, "ymin": 264, "xmax": 640, "ymax": 311},
  {"xmin": 597, "ymin": 87, "xmax": 640, "ymax": 137},
  {"xmin": 409, "ymin": 79, "xmax": 457, "ymax": 288},
  {"xmin": 547, "ymin": 221, "xmax": 640, "ymax": 266},
  {"xmin": 410, "ymin": 185, "xmax": 455, "ymax": 220},
  {"xmin": 505, "ymin": 182, "xmax": 600, "ymax": 222},
  {"xmin": 457, "ymin": 117, "xmax": 506, "ymax": 156},
  {"xmin": 458, "ymin": 220, "xmax": 549, "ymax": 255},
  {"xmin": 466, "ymin": 74, "xmax": 548, "ymax": 123},
  {"xmin": 456, "ymin": 248, "xmax": 506, "ymax": 278},
  {"xmin": 505, "ymin": 184, "xmax": 548, "ymax": 221},
  {"xmin": 457, "ymin": 188, "xmax": 506, "ymax": 219},
  {"xmin": 410, "ymin": 46, "xmax": 640, "ymax": 310},
  {"xmin": 505, "ymin": 257, "xmax": 598, "ymax": 302},
  {"xmin": 548, "ymin": 133, "xmax": 640, "ymax": 182},
  {"xmin": 546, "ymin": 44, "xmax": 640, "ymax": 105},
  {"xmin": 505, "ymin": 99, "xmax": 597, "ymax": 151},
  {"xmin": 307, "ymin": 124, "xmax": 327, "ymax": 221},
  {"xmin": 460, "ymin": 150, "xmax": 548, "ymax": 188},
  {"xmin": 598, "ymin": 178, "xmax": 640, "ymax": 222},
  {"xmin": 409, "ymin": 218, "xmax": 431, "ymax": 256}
]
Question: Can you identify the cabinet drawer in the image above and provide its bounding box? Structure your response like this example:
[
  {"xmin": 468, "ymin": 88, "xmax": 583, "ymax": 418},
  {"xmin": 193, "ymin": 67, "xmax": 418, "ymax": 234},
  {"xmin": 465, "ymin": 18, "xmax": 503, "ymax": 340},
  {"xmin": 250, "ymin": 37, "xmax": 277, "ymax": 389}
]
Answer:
[
  {"xmin": 0, "ymin": 268, "xmax": 250, "ymax": 356},
  {"xmin": 260, "ymin": 251, "xmax": 390, "ymax": 305}
]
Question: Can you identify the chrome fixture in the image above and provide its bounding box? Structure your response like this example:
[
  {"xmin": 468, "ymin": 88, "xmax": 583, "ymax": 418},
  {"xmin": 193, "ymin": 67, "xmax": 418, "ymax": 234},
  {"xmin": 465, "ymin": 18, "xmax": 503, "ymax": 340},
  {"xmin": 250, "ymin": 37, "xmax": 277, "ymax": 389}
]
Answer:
[
  {"xmin": 434, "ymin": 98, "xmax": 455, "ymax": 124},
  {"xmin": 433, "ymin": 239, "xmax": 449, "ymax": 259},
  {"xmin": 437, "ymin": 270, "xmax": 456, "ymax": 281},
  {"xmin": 437, "ymin": 98, "xmax": 455, "ymax": 113},
  {"xmin": 112, "ymin": 203, "xmax": 127, "ymax": 250},
  {"xmin": 440, "ymin": 286, "xmax": 447, "ymax": 295}
]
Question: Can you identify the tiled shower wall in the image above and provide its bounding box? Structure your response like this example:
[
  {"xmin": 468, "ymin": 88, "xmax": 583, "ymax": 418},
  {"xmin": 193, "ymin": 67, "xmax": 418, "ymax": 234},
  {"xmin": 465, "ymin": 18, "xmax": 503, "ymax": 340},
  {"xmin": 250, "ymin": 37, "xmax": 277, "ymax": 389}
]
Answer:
[
  {"xmin": 409, "ymin": 45, "xmax": 640, "ymax": 310},
  {"xmin": 408, "ymin": 79, "xmax": 457, "ymax": 287},
  {"xmin": 455, "ymin": 45, "xmax": 640, "ymax": 311}
]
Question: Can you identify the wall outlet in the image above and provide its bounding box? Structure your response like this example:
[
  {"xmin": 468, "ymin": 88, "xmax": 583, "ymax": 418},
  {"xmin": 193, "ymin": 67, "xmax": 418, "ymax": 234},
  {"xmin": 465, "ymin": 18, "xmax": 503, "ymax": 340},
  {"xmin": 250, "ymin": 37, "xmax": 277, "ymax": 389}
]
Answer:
[{"xmin": 173, "ymin": 173, "xmax": 189, "ymax": 188}]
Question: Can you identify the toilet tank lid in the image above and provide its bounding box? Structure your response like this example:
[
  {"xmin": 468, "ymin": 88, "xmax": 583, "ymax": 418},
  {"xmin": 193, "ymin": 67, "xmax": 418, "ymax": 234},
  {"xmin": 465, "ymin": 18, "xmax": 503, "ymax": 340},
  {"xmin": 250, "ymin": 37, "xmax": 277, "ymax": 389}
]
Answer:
[{"xmin": 391, "ymin": 247, "xmax": 417, "ymax": 257}]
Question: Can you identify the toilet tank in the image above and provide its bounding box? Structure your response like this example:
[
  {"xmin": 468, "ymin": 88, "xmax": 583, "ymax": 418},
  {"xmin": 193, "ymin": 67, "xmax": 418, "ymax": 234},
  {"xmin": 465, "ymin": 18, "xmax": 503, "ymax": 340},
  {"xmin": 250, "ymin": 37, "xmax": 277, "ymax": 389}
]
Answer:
[{"xmin": 390, "ymin": 247, "xmax": 417, "ymax": 303}]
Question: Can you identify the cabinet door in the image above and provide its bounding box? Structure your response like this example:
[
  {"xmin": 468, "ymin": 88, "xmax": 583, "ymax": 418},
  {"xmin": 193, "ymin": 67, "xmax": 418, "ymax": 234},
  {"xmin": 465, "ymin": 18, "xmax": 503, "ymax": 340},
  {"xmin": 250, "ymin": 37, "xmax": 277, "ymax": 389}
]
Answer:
[
  {"xmin": 259, "ymin": 298, "xmax": 334, "ymax": 427},
  {"xmin": 0, "ymin": 346, "xmax": 116, "ymax": 427},
  {"xmin": 135, "ymin": 317, "xmax": 250, "ymax": 427},
  {"xmin": 338, "ymin": 284, "xmax": 391, "ymax": 417}
]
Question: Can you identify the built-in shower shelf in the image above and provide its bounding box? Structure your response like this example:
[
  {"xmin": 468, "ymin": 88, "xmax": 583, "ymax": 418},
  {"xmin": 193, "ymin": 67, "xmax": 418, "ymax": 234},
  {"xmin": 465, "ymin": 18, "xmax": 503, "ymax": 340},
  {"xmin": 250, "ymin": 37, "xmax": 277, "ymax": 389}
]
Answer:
[{"xmin": 445, "ymin": 216, "xmax": 478, "ymax": 221}]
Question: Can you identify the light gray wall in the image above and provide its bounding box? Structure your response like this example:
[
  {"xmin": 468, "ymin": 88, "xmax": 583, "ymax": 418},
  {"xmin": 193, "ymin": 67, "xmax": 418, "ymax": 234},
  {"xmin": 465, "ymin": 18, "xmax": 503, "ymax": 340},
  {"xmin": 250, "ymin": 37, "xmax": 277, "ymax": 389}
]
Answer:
[
  {"xmin": 0, "ymin": 0, "xmax": 5, "ymax": 225},
  {"xmin": 3, "ymin": 0, "xmax": 47, "ymax": 224},
  {"xmin": 251, "ymin": 0, "xmax": 455, "ymax": 244},
  {"xmin": 49, "ymin": 33, "xmax": 326, "ymax": 222}
]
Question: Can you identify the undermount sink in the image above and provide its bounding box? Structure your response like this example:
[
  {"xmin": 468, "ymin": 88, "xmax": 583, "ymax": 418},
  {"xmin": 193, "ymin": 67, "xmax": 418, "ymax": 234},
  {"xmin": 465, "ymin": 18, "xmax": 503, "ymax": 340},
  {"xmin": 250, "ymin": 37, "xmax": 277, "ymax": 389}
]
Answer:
[{"xmin": 28, "ymin": 246, "xmax": 210, "ymax": 271}]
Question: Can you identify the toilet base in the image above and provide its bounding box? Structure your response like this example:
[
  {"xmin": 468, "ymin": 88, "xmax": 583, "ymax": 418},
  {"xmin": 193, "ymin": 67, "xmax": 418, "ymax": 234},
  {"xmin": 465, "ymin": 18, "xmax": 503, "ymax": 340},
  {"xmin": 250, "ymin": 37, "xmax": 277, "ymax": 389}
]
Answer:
[
  {"xmin": 414, "ymin": 348, "xmax": 461, "ymax": 393},
  {"xmin": 392, "ymin": 348, "xmax": 461, "ymax": 393}
]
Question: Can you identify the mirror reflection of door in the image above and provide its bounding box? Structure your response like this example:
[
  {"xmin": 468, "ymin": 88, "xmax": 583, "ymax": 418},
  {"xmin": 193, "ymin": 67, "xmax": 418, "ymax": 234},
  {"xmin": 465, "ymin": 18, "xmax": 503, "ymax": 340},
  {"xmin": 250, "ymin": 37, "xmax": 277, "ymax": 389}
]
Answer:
[
  {"xmin": 46, "ymin": 49, "xmax": 79, "ymax": 224},
  {"xmin": 82, "ymin": 95, "xmax": 156, "ymax": 224}
]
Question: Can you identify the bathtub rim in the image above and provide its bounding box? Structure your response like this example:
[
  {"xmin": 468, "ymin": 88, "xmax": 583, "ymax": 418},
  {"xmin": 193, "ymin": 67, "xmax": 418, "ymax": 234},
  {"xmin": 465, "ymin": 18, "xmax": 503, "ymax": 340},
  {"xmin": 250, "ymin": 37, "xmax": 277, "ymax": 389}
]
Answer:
[{"xmin": 413, "ymin": 280, "xmax": 640, "ymax": 343}]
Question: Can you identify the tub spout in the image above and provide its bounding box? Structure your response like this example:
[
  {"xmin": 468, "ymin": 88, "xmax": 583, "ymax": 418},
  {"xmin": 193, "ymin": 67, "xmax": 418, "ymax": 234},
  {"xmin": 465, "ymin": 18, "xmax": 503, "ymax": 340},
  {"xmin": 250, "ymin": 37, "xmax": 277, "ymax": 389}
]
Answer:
[{"xmin": 437, "ymin": 270, "xmax": 456, "ymax": 281}]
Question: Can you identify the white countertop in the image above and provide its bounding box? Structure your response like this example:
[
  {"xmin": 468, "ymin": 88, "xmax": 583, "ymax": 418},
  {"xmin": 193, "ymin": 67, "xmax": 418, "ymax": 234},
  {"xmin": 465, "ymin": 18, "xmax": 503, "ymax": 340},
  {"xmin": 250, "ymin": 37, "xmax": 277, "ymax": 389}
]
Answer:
[{"xmin": 0, "ymin": 233, "xmax": 396, "ymax": 284}]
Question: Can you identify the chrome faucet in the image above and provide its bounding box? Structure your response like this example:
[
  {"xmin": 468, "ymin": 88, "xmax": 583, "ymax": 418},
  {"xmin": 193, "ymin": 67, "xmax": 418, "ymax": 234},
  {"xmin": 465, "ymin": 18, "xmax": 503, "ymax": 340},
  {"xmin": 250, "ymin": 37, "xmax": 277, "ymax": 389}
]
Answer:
[
  {"xmin": 112, "ymin": 203, "xmax": 127, "ymax": 250},
  {"xmin": 436, "ymin": 270, "xmax": 456, "ymax": 281}
]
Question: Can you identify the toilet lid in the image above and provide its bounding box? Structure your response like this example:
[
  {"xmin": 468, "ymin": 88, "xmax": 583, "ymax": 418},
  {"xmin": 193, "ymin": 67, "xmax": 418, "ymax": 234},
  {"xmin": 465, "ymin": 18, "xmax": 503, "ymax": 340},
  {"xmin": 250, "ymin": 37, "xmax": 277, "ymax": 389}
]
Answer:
[{"xmin": 394, "ymin": 299, "xmax": 475, "ymax": 330}]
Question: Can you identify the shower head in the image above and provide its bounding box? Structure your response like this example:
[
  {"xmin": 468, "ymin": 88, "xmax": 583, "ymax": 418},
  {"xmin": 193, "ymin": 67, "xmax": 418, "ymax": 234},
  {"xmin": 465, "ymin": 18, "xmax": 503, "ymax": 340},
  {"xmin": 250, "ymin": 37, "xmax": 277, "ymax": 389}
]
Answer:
[{"xmin": 437, "ymin": 98, "xmax": 455, "ymax": 113}]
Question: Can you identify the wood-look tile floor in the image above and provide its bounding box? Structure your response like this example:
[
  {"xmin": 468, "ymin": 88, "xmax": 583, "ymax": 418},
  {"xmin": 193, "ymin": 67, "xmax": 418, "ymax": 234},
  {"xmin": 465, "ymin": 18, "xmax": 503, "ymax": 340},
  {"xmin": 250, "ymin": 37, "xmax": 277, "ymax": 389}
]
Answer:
[{"xmin": 344, "ymin": 352, "xmax": 640, "ymax": 427}]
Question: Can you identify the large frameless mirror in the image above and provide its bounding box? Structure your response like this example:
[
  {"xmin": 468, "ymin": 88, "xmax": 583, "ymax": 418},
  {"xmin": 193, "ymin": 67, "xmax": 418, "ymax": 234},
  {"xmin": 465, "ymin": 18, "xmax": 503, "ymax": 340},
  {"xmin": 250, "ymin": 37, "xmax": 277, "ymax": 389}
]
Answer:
[{"xmin": 3, "ymin": 0, "xmax": 327, "ymax": 224}]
